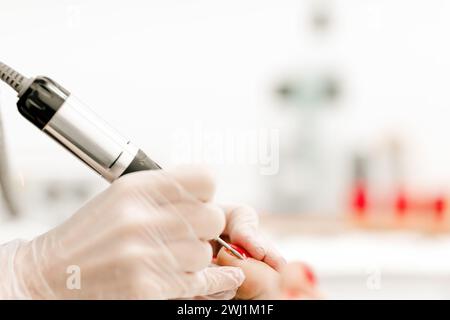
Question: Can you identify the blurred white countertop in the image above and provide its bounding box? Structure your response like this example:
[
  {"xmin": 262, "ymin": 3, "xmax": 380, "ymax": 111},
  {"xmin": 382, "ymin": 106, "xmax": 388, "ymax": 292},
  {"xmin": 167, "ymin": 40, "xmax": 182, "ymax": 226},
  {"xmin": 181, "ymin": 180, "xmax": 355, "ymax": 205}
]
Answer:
[
  {"xmin": 273, "ymin": 231, "xmax": 450, "ymax": 299},
  {"xmin": 2, "ymin": 213, "xmax": 450, "ymax": 299}
]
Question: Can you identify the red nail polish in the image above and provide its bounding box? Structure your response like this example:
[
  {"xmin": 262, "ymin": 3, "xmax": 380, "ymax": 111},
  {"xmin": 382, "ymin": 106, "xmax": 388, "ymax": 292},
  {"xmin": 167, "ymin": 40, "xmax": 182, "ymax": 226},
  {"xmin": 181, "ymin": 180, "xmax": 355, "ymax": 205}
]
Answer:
[
  {"xmin": 301, "ymin": 263, "xmax": 317, "ymax": 286},
  {"xmin": 229, "ymin": 244, "xmax": 252, "ymax": 258}
]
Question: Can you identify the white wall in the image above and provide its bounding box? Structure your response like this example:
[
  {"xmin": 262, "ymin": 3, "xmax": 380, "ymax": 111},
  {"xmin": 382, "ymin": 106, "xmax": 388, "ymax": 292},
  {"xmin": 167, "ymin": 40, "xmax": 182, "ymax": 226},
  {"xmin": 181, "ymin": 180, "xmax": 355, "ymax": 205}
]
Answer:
[{"xmin": 2, "ymin": 0, "xmax": 450, "ymax": 213}]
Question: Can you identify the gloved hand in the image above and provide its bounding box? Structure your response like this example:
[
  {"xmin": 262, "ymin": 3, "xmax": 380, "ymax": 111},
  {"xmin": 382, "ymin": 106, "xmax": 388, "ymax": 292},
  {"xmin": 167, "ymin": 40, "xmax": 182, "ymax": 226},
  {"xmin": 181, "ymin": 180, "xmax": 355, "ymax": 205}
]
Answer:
[
  {"xmin": 217, "ymin": 205, "xmax": 286, "ymax": 271},
  {"xmin": 192, "ymin": 203, "xmax": 286, "ymax": 300},
  {"xmin": 0, "ymin": 166, "xmax": 245, "ymax": 299},
  {"xmin": 193, "ymin": 205, "xmax": 287, "ymax": 300}
]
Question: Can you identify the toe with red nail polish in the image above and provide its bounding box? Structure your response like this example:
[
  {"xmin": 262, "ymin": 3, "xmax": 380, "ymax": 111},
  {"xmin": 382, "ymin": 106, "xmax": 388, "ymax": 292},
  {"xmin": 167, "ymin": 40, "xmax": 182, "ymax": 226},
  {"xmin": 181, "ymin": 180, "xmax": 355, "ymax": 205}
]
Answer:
[
  {"xmin": 229, "ymin": 244, "xmax": 252, "ymax": 259},
  {"xmin": 301, "ymin": 263, "xmax": 317, "ymax": 286}
]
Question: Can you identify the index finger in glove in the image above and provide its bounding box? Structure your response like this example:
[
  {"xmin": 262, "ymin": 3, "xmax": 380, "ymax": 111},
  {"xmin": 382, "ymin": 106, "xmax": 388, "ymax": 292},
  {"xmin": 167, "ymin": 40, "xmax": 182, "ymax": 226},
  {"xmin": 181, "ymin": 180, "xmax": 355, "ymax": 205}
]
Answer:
[
  {"xmin": 112, "ymin": 165, "xmax": 216, "ymax": 205},
  {"xmin": 222, "ymin": 204, "xmax": 286, "ymax": 271}
]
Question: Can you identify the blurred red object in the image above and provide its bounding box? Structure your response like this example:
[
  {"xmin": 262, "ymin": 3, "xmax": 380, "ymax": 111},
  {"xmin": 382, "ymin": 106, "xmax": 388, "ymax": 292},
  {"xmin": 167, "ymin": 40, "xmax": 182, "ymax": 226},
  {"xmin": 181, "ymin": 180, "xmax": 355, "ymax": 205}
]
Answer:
[
  {"xmin": 433, "ymin": 196, "xmax": 446, "ymax": 221},
  {"xmin": 351, "ymin": 182, "xmax": 367, "ymax": 217},
  {"xmin": 395, "ymin": 190, "xmax": 408, "ymax": 218}
]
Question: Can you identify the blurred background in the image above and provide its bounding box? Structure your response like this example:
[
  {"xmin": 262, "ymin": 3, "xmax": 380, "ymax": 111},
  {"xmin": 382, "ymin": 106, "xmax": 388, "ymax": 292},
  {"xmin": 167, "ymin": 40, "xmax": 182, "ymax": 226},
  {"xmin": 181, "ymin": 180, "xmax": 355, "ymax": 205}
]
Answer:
[{"xmin": 2, "ymin": 0, "xmax": 450, "ymax": 299}]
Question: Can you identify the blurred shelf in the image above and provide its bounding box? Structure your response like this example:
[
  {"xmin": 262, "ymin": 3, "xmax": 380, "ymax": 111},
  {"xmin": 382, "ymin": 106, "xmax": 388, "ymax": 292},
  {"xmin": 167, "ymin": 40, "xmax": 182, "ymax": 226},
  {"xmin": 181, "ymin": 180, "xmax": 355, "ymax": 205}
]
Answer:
[{"xmin": 260, "ymin": 212, "xmax": 450, "ymax": 237}]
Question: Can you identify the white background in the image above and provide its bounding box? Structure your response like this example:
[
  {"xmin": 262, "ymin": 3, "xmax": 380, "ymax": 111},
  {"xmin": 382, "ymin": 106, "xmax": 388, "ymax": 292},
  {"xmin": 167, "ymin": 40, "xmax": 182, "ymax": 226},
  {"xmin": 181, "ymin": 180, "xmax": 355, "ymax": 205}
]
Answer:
[
  {"xmin": 2, "ymin": 0, "xmax": 450, "ymax": 299},
  {"xmin": 2, "ymin": 0, "xmax": 450, "ymax": 208}
]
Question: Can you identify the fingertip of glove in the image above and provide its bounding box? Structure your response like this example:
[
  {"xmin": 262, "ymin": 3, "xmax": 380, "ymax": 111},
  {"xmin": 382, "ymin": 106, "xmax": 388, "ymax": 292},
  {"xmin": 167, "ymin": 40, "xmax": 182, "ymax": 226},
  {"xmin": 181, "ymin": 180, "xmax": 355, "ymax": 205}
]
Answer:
[{"xmin": 219, "ymin": 266, "xmax": 246, "ymax": 286}]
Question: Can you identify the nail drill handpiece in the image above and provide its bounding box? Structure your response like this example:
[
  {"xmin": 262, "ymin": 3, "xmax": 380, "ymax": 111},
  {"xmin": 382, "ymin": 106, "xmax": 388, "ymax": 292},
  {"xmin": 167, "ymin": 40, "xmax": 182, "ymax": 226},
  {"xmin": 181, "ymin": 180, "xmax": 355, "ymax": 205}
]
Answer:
[{"xmin": 0, "ymin": 61, "xmax": 243, "ymax": 259}]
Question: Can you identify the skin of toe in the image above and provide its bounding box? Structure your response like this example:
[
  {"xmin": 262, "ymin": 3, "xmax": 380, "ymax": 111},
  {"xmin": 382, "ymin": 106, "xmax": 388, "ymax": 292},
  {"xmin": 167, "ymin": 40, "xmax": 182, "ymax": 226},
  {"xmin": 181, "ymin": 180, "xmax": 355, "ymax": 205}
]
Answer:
[{"xmin": 216, "ymin": 247, "xmax": 280, "ymax": 300}]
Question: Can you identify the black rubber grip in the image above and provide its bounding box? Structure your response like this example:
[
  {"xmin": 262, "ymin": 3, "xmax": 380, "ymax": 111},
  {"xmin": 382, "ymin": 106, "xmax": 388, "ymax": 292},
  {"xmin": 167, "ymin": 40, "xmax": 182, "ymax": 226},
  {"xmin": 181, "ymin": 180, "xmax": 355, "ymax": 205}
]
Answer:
[
  {"xmin": 120, "ymin": 149, "xmax": 162, "ymax": 176},
  {"xmin": 17, "ymin": 76, "xmax": 70, "ymax": 129}
]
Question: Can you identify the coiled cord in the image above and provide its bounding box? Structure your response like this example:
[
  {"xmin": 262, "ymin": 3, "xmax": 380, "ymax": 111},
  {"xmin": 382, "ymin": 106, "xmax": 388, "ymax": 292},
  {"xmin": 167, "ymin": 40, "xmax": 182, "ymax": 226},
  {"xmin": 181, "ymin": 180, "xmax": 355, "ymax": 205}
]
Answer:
[{"xmin": 0, "ymin": 62, "xmax": 27, "ymax": 94}]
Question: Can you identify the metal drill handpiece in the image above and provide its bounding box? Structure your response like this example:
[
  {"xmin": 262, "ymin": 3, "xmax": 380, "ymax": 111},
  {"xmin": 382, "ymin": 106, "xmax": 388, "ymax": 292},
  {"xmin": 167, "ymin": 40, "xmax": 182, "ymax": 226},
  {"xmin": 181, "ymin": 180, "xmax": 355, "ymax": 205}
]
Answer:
[{"xmin": 0, "ymin": 60, "xmax": 243, "ymax": 259}]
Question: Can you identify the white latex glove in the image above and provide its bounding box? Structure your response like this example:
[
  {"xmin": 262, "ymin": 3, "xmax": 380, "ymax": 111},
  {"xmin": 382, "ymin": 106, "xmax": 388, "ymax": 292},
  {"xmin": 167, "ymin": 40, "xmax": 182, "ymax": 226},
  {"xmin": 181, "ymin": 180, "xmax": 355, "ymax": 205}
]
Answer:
[
  {"xmin": 0, "ymin": 166, "xmax": 245, "ymax": 299},
  {"xmin": 218, "ymin": 205, "xmax": 286, "ymax": 271},
  {"xmin": 193, "ymin": 206, "xmax": 286, "ymax": 300}
]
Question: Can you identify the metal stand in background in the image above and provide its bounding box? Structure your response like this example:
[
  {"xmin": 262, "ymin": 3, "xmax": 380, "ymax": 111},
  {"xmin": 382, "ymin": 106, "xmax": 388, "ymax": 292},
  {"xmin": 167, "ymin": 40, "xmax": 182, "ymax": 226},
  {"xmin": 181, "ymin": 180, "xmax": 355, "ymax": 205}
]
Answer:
[{"xmin": 0, "ymin": 87, "xmax": 19, "ymax": 216}]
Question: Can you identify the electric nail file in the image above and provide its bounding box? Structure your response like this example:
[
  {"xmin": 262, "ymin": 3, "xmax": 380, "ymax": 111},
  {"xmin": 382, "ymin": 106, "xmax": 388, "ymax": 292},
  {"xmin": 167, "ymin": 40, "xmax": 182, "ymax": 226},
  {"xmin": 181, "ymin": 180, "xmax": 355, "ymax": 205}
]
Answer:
[{"xmin": 0, "ymin": 61, "xmax": 244, "ymax": 260}]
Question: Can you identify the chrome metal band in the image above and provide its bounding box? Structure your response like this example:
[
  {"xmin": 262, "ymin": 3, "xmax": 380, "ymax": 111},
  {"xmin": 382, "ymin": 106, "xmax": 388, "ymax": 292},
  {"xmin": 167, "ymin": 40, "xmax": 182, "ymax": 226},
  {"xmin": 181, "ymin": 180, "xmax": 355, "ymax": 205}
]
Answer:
[{"xmin": 43, "ymin": 95, "xmax": 138, "ymax": 182}]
